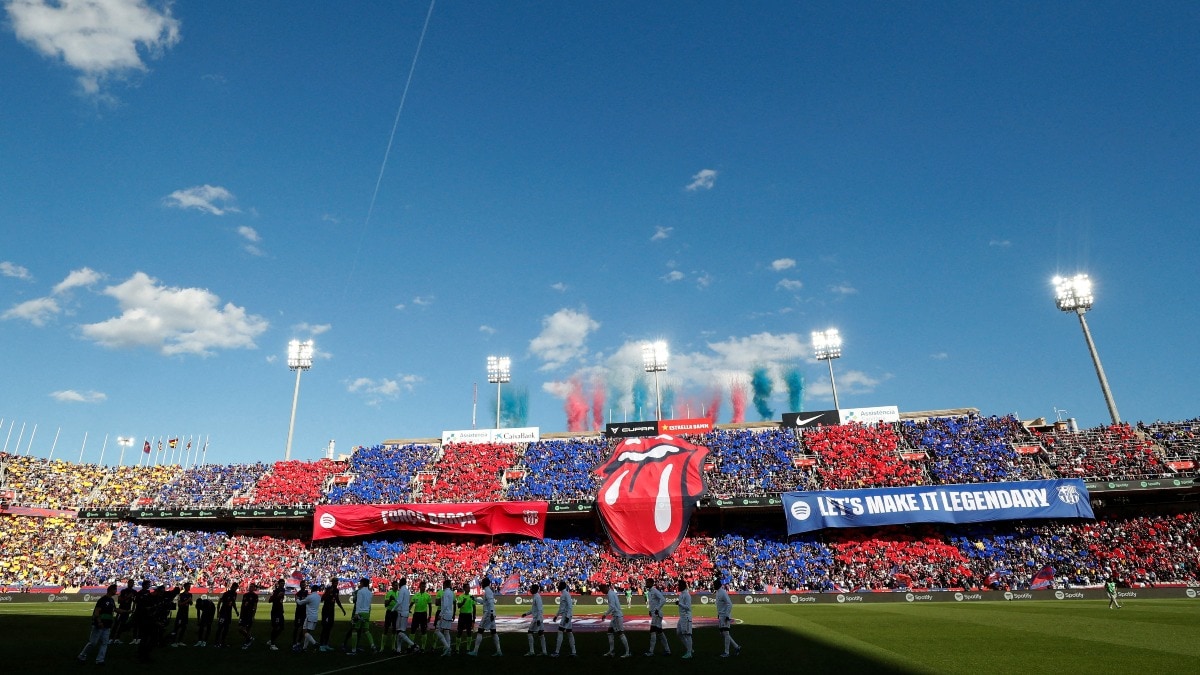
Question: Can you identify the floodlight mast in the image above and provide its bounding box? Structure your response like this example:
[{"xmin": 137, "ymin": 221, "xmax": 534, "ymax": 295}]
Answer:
[
  {"xmin": 812, "ymin": 328, "xmax": 843, "ymax": 410},
  {"xmin": 285, "ymin": 339, "xmax": 315, "ymax": 461},
  {"xmin": 642, "ymin": 341, "xmax": 669, "ymax": 420},
  {"xmin": 1053, "ymin": 274, "xmax": 1120, "ymax": 425},
  {"xmin": 487, "ymin": 356, "xmax": 511, "ymax": 429}
]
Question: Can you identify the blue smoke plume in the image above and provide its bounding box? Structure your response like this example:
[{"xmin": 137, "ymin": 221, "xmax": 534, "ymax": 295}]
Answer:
[
  {"xmin": 783, "ymin": 367, "xmax": 805, "ymax": 412},
  {"xmin": 632, "ymin": 377, "xmax": 649, "ymax": 421},
  {"xmin": 500, "ymin": 387, "xmax": 528, "ymax": 428},
  {"xmin": 751, "ymin": 367, "xmax": 774, "ymax": 420}
]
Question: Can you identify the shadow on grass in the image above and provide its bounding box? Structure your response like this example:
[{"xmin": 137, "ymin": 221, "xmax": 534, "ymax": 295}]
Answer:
[{"xmin": 2, "ymin": 614, "xmax": 924, "ymax": 675}]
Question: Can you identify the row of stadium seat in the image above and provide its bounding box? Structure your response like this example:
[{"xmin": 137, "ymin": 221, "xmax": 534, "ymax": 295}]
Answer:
[{"xmin": 1, "ymin": 415, "xmax": 1196, "ymax": 509}]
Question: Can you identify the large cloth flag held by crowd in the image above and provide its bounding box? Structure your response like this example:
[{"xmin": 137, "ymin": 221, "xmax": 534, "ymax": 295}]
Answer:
[
  {"xmin": 311, "ymin": 501, "xmax": 547, "ymax": 541},
  {"xmin": 592, "ymin": 434, "xmax": 710, "ymax": 560},
  {"xmin": 1030, "ymin": 565, "xmax": 1056, "ymax": 590}
]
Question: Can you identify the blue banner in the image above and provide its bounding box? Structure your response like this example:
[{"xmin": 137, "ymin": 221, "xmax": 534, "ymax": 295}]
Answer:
[{"xmin": 782, "ymin": 479, "xmax": 1094, "ymax": 535}]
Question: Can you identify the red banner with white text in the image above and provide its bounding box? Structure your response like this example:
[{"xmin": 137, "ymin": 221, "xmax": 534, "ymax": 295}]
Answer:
[{"xmin": 311, "ymin": 502, "xmax": 547, "ymax": 541}]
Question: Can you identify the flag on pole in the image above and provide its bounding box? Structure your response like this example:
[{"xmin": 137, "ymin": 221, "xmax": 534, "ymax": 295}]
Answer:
[
  {"xmin": 1030, "ymin": 565, "xmax": 1055, "ymax": 590},
  {"xmin": 169, "ymin": 438, "xmax": 178, "ymax": 449},
  {"xmin": 143, "ymin": 440, "xmax": 151, "ymax": 454}
]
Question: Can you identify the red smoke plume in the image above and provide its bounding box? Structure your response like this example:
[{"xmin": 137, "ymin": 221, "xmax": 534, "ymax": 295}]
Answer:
[
  {"xmin": 730, "ymin": 380, "xmax": 746, "ymax": 423},
  {"xmin": 591, "ymin": 376, "xmax": 606, "ymax": 431},
  {"xmin": 565, "ymin": 377, "xmax": 588, "ymax": 432}
]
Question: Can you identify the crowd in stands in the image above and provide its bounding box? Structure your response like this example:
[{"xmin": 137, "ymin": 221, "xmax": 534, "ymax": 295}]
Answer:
[
  {"xmin": 324, "ymin": 444, "xmax": 439, "ymax": 504},
  {"xmin": 251, "ymin": 458, "xmax": 345, "ymax": 506},
  {"xmin": 1139, "ymin": 419, "xmax": 1200, "ymax": 471},
  {"xmin": 421, "ymin": 442, "xmax": 523, "ymax": 503},
  {"xmin": 899, "ymin": 414, "xmax": 1045, "ymax": 484},
  {"xmin": 154, "ymin": 462, "xmax": 270, "ymax": 507},
  {"xmin": 802, "ymin": 422, "xmax": 926, "ymax": 489},
  {"xmin": 5, "ymin": 415, "xmax": 1198, "ymax": 510},
  {"xmin": 1039, "ymin": 423, "xmax": 1165, "ymax": 480},
  {"xmin": 1, "ymin": 510, "xmax": 1197, "ymax": 591},
  {"xmin": 701, "ymin": 428, "xmax": 815, "ymax": 495},
  {"xmin": 506, "ymin": 438, "xmax": 607, "ymax": 502}
]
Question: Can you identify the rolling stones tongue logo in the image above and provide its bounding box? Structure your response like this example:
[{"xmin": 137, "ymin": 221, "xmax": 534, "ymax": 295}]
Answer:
[{"xmin": 593, "ymin": 434, "xmax": 710, "ymax": 560}]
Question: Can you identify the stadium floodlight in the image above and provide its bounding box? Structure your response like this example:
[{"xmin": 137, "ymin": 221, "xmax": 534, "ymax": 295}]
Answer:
[
  {"xmin": 1053, "ymin": 274, "xmax": 1120, "ymax": 425},
  {"xmin": 812, "ymin": 328, "xmax": 843, "ymax": 410},
  {"xmin": 285, "ymin": 339, "xmax": 315, "ymax": 461},
  {"xmin": 642, "ymin": 340, "xmax": 669, "ymax": 420},
  {"xmin": 116, "ymin": 436, "xmax": 134, "ymax": 466},
  {"xmin": 487, "ymin": 355, "xmax": 511, "ymax": 429}
]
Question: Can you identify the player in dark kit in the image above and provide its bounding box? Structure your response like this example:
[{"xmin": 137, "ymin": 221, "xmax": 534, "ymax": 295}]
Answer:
[
  {"xmin": 169, "ymin": 582, "xmax": 193, "ymax": 647},
  {"xmin": 130, "ymin": 579, "xmax": 152, "ymax": 645},
  {"xmin": 77, "ymin": 583, "xmax": 118, "ymax": 665},
  {"xmin": 109, "ymin": 579, "xmax": 137, "ymax": 644},
  {"xmin": 213, "ymin": 582, "xmax": 240, "ymax": 647},
  {"xmin": 194, "ymin": 595, "xmax": 216, "ymax": 646},
  {"xmin": 291, "ymin": 579, "xmax": 309, "ymax": 648},
  {"xmin": 239, "ymin": 582, "xmax": 260, "ymax": 649},
  {"xmin": 317, "ymin": 577, "xmax": 347, "ymax": 652},
  {"xmin": 267, "ymin": 579, "xmax": 286, "ymax": 650}
]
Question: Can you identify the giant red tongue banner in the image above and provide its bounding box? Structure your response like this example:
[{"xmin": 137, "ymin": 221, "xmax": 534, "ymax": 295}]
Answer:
[{"xmin": 593, "ymin": 434, "xmax": 710, "ymax": 560}]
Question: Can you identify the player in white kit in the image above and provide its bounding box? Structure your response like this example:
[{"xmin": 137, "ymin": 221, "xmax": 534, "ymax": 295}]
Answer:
[
  {"xmin": 643, "ymin": 578, "xmax": 672, "ymax": 656},
  {"xmin": 712, "ymin": 578, "xmax": 742, "ymax": 657},
  {"xmin": 675, "ymin": 578, "xmax": 693, "ymax": 659},
  {"xmin": 468, "ymin": 576, "xmax": 503, "ymax": 657},
  {"xmin": 551, "ymin": 580, "xmax": 576, "ymax": 657},
  {"xmin": 600, "ymin": 583, "xmax": 631, "ymax": 658},
  {"xmin": 520, "ymin": 583, "xmax": 547, "ymax": 656}
]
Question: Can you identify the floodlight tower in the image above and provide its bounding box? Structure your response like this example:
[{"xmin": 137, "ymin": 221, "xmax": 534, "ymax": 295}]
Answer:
[
  {"xmin": 812, "ymin": 328, "xmax": 843, "ymax": 410},
  {"xmin": 116, "ymin": 436, "xmax": 134, "ymax": 466},
  {"xmin": 285, "ymin": 339, "xmax": 315, "ymax": 461},
  {"xmin": 487, "ymin": 356, "xmax": 511, "ymax": 429},
  {"xmin": 1053, "ymin": 274, "xmax": 1120, "ymax": 425},
  {"xmin": 642, "ymin": 340, "xmax": 669, "ymax": 420}
]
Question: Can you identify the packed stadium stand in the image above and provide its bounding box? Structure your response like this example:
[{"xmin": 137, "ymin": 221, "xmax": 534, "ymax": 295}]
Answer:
[{"xmin": 2, "ymin": 413, "xmax": 1199, "ymax": 592}]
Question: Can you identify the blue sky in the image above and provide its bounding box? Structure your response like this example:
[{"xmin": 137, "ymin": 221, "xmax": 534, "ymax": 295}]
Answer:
[{"xmin": 2, "ymin": 1, "xmax": 1197, "ymax": 466}]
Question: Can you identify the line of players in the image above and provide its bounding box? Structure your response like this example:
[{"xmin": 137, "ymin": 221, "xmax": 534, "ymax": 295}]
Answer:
[{"xmin": 77, "ymin": 574, "xmax": 743, "ymax": 665}]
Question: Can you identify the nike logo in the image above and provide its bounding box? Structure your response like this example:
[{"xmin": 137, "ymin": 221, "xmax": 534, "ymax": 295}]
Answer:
[{"xmin": 793, "ymin": 415, "xmax": 824, "ymax": 426}]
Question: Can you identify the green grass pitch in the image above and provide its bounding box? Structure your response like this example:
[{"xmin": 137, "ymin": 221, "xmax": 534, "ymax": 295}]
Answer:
[{"xmin": 5, "ymin": 600, "xmax": 1198, "ymax": 674}]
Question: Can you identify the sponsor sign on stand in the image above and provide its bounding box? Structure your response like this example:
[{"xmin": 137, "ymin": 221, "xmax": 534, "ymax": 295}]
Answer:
[
  {"xmin": 549, "ymin": 502, "xmax": 594, "ymax": 513},
  {"xmin": 713, "ymin": 496, "xmax": 783, "ymax": 507},
  {"xmin": 782, "ymin": 410, "xmax": 841, "ymax": 428},
  {"xmin": 605, "ymin": 422, "xmax": 659, "ymax": 438},
  {"xmin": 838, "ymin": 406, "xmax": 901, "ymax": 425},
  {"xmin": 1085, "ymin": 478, "xmax": 1195, "ymax": 493},
  {"xmin": 442, "ymin": 427, "xmax": 540, "ymax": 445},
  {"xmin": 76, "ymin": 509, "xmax": 129, "ymax": 520},
  {"xmin": 658, "ymin": 418, "xmax": 715, "ymax": 434}
]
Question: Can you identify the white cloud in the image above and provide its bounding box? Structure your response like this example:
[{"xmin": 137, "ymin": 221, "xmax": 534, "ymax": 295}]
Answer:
[
  {"xmin": 830, "ymin": 283, "xmax": 857, "ymax": 296},
  {"xmin": 989, "ymin": 239, "xmax": 1012, "ymax": 248},
  {"xmin": 238, "ymin": 225, "xmax": 260, "ymax": 242},
  {"xmin": 776, "ymin": 278, "xmax": 803, "ymax": 292},
  {"xmin": 479, "ymin": 325, "xmax": 496, "ymax": 335},
  {"xmin": 2, "ymin": 296, "xmax": 61, "ymax": 326},
  {"xmin": 685, "ymin": 169, "xmax": 717, "ymax": 191},
  {"xmin": 807, "ymin": 369, "xmax": 886, "ymax": 402},
  {"xmin": 6, "ymin": 0, "xmax": 181, "ymax": 95},
  {"xmin": 1, "ymin": 261, "xmax": 32, "ymax": 280},
  {"xmin": 651, "ymin": 226, "xmax": 673, "ymax": 241},
  {"xmin": 394, "ymin": 303, "xmax": 406, "ymax": 311},
  {"xmin": 51, "ymin": 389, "xmax": 106, "ymax": 403},
  {"xmin": 52, "ymin": 267, "xmax": 102, "ymax": 294},
  {"xmin": 79, "ymin": 272, "xmax": 268, "ymax": 356},
  {"xmin": 930, "ymin": 352, "xmax": 949, "ymax": 360},
  {"xmin": 164, "ymin": 185, "xmax": 239, "ymax": 215},
  {"xmin": 347, "ymin": 374, "xmax": 422, "ymax": 405},
  {"xmin": 662, "ymin": 270, "xmax": 685, "ymax": 283},
  {"xmin": 412, "ymin": 295, "xmax": 434, "ymax": 307},
  {"xmin": 770, "ymin": 258, "xmax": 796, "ymax": 271},
  {"xmin": 292, "ymin": 322, "xmax": 331, "ymax": 336},
  {"xmin": 529, "ymin": 308, "xmax": 599, "ymax": 371},
  {"xmin": 695, "ymin": 272, "xmax": 712, "ymax": 289},
  {"xmin": 550, "ymin": 282, "xmax": 567, "ymax": 292}
]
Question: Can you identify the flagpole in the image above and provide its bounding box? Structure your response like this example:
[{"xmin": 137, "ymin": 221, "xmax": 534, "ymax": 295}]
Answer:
[
  {"xmin": 25, "ymin": 423, "xmax": 37, "ymax": 456},
  {"xmin": 97, "ymin": 433, "xmax": 108, "ymax": 465},
  {"xmin": 77, "ymin": 431, "xmax": 89, "ymax": 464},
  {"xmin": 3, "ymin": 420, "xmax": 15, "ymax": 454},
  {"xmin": 202, "ymin": 435, "xmax": 209, "ymax": 466},
  {"xmin": 47, "ymin": 427, "xmax": 61, "ymax": 461}
]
